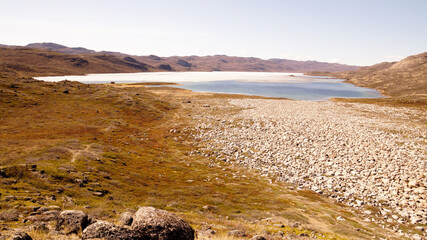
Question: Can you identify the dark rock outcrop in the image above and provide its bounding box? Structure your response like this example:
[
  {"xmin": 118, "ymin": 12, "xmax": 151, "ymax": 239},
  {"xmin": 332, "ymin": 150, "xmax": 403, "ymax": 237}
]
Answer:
[
  {"xmin": 95, "ymin": 55, "xmax": 149, "ymax": 71},
  {"xmin": 157, "ymin": 64, "xmax": 173, "ymax": 71},
  {"xmin": 124, "ymin": 57, "xmax": 139, "ymax": 63},
  {"xmin": 176, "ymin": 59, "xmax": 192, "ymax": 68},
  {"xmin": 65, "ymin": 57, "xmax": 89, "ymax": 67}
]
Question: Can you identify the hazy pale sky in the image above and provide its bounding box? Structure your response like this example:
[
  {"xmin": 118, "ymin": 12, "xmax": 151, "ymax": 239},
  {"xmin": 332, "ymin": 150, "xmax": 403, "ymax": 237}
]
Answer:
[{"xmin": 1, "ymin": 0, "xmax": 426, "ymax": 65}]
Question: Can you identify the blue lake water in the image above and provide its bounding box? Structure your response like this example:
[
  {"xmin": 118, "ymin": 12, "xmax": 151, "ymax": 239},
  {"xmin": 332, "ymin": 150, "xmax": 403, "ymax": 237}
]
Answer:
[
  {"xmin": 35, "ymin": 72, "xmax": 384, "ymax": 101},
  {"xmin": 172, "ymin": 80, "xmax": 382, "ymax": 101}
]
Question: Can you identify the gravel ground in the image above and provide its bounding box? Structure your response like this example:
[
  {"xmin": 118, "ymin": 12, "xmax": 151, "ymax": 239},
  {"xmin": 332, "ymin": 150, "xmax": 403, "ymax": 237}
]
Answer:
[{"xmin": 192, "ymin": 99, "xmax": 426, "ymax": 230}]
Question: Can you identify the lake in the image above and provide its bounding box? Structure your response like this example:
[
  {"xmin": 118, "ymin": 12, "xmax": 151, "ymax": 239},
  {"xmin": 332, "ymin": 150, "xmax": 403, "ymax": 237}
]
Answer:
[{"xmin": 35, "ymin": 72, "xmax": 384, "ymax": 101}]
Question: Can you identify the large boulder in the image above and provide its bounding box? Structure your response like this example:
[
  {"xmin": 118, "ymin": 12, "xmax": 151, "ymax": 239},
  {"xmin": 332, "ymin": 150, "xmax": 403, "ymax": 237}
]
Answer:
[
  {"xmin": 82, "ymin": 221, "xmax": 140, "ymax": 240},
  {"xmin": 131, "ymin": 207, "xmax": 194, "ymax": 240},
  {"xmin": 56, "ymin": 210, "xmax": 89, "ymax": 234}
]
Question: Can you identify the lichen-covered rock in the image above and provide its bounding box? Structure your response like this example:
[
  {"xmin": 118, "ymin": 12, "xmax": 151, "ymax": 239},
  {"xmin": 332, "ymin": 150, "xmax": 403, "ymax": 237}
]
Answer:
[
  {"xmin": 119, "ymin": 212, "xmax": 134, "ymax": 226},
  {"xmin": 56, "ymin": 210, "xmax": 88, "ymax": 234},
  {"xmin": 27, "ymin": 210, "xmax": 60, "ymax": 222},
  {"xmin": 131, "ymin": 207, "xmax": 195, "ymax": 240},
  {"xmin": 82, "ymin": 221, "xmax": 140, "ymax": 240}
]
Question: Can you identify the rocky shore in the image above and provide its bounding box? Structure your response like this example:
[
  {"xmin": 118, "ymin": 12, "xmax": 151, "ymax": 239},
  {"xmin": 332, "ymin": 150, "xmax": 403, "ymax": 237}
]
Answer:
[{"xmin": 193, "ymin": 99, "xmax": 426, "ymax": 232}]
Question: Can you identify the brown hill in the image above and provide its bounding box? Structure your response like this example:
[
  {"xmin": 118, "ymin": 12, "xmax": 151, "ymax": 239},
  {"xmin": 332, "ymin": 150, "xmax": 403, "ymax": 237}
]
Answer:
[
  {"xmin": 312, "ymin": 52, "xmax": 427, "ymax": 101},
  {"xmin": 3, "ymin": 43, "xmax": 424, "ymax": 102},
  {"xmin": 133, "ymin": 55, "xmax": 359, "ymax": 72},
  {"xmin": 0, "ymin": 47, "xmax": 158, "ymax": 77},
  {"xmin": 22, "ymin": 42, "xmax": 358, "ymax": 73}
]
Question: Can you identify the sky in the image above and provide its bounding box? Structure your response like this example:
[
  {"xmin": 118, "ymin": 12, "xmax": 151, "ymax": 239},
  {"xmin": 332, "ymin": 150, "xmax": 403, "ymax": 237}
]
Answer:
[{"xmin": 1, "ymin": 0, "xmax": 426, "ymax": 66}]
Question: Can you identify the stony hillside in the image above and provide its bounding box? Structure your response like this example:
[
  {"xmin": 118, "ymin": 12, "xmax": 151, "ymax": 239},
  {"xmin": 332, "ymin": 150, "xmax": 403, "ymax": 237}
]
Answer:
[
  {"xmin": 312, "ymin": 52, "xmax": 427, "ymax": 101},
  {"xmin": 23, "ymin": 42, "xmax": 359, "ymax": 73}
]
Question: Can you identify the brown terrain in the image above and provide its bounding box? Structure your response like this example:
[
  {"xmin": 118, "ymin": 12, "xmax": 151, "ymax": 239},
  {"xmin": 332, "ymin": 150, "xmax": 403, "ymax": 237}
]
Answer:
[
  {"xmin": 0, "ymin": 47, "xmax": 158, "ymax": 77},
  {"xmin": 309, "ymin": 52, "xmax": 427, "ymax": 103},
  {"xmin": 0, "ymin": 44, "xmax": 425, "ymax": 239},
  {"xmin": 1, "ymin": 77, "xmax": 417, "ymax": 240}
]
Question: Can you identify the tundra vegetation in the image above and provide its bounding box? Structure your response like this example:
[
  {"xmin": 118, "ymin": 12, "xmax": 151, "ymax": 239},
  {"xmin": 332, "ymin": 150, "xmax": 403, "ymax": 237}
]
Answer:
[{"xmin": 0, "ymin": 48, "xmax": 425, "ymax": 239}]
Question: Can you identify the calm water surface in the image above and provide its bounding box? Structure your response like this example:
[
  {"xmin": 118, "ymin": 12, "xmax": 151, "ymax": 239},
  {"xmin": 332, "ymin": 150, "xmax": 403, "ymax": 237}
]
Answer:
[
  {"xmin": 36, "ymin": 72, "xmax": 383, "ymax": 101},
  {"xmin": 172, "ymin": 80, "xmax": 382, "ymax": 100}
]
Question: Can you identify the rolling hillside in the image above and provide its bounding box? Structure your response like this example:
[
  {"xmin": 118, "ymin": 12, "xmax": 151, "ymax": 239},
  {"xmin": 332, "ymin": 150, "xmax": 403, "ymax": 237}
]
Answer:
[
  {"xmin": 312, "ymin": 52, "xmax": 427, "ymax": 101},
  {"xmin": 0, "ymin": 47, "xmax": 158, "ymax": 77},
  {"xmin": 22, "ymin": 42, "xmax": 359, "ymax": 73}
]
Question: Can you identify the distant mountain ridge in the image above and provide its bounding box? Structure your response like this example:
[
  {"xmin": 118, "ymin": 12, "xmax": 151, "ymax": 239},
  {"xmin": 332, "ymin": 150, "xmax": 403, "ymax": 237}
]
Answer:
[
  {"xmin": 134, "ymin": 55, "xmax": 359, "ymax": 73},
  {"xmin": 1, "ymin": 43, "xmax": 425, "ymax": 101},
  {"xmin": 0, "ymin": 47, "xmax": 157, "ymax": 77},
  {"xmin": 26, "ymin": 42, "xmax": 97, "ymax": 55},
  {"xmin": 21, "ymin": 42, "xmax": 359, "ymax": 73}
]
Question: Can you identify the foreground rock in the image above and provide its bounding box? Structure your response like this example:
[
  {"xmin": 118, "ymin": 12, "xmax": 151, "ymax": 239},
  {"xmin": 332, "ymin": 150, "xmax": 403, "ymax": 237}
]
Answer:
[
  {"xmin": 83, "ymin": 207, "xmax": 194, "ymax": 240},
  {"xmin": 131, "ymin": 207, "xmax": 195, "ymax": 240},
  {"xmin": 4, "ymin": 207, "xmax": 193, "ymax": 240}
]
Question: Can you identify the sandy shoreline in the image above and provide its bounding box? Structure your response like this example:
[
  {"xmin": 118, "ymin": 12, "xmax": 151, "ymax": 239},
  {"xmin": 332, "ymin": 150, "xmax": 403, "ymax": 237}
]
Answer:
[
  {"xmin": 35, "ymin": 71, "xmax": 308, "ymax": 83},
  {"xmin": 191, "ymin": 98, "xmax": 426, "ymax": 234}
]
